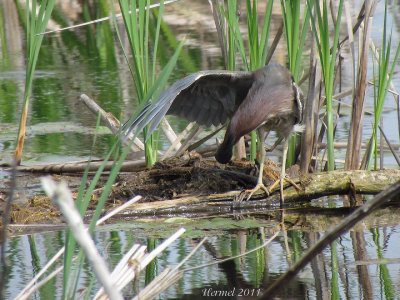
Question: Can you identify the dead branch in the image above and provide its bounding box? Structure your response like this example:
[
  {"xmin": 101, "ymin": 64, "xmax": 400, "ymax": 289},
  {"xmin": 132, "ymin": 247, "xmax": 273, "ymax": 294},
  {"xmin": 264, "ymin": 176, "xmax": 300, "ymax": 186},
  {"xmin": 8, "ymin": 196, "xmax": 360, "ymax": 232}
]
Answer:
[
  {"xmin": 14, "ymin": 159, "xmax": 147, "ymax": 173},
  {"xmin": 11, "ymin": 146, "xmax": 218, "ymax": 173},
  {"xmin": 80, "ymin": 93, "xmax": 144, "ymax": 151}
]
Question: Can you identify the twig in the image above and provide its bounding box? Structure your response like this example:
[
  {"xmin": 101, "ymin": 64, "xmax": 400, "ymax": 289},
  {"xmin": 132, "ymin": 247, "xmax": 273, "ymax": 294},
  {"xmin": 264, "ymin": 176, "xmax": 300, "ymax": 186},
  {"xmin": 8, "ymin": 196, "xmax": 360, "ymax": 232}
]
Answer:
[
  {"xmin": 80, "ymin": 93, "xmax": 144, "ymax": 151},
  {"xmin": 94, "ymin": 228, "xmax": 186, "ymax": 299},
  {"xmin": 172, "ymin": 237, "xmax": 208, "ymax": 271},
  {"xmin": 15, "ymin": 159, "xmax": 147, "ymax": 173},
  {"xmin": 187, "ymin": 125, "xmax": 224, "ymax": 152},
  {"xmin": 175, "ymin": 125, "xmax": 204, "ymax": 157},
  {"xmin": 161, "ymin": 118, "xmax": 182, "ymax": 150},
  {"xmin": 16, "ymin": 248, "xmax": 66, "ymax": 300},
  {"xmin": 94, "ymin": 244, "xmax": 146, "ymax": 299},
  {"xmin": 339, "ymin": 1, "xmax": 366, "ymax": 47},
  {"xmin": 140, "ymin": 228, "xmax": 186, "ymax": 269},
  {"xmin": 12, "ymin": 147, "xmax": 220, "ymax": 173},
  {"xmin": 378, "ymin": 125, "xmax": 400, "ymax": 167},
  {"xmin": 161, "ymin": 122, "xmax": 195, "ymax": 160},
  {"xmin": 97, "ymin": 195, "xmax": 142, "ymax": 224},
  {"xmin": 259, "ymin": 180, "xmax": 400, "ymax": 299},
  {"xmin": 265, "ymin": 20, "xmax": 284, "ymax": 66},
  {"xmin": 36, "ymin": 0, "xmax": 180, "ymax": 36},
  {"xmin": 210, "ymin": 0, "xmax": 228, "ymax": 68},
  {"xmin": 131, "ymin": 268, "xmax": 183, "ymax": 300}
]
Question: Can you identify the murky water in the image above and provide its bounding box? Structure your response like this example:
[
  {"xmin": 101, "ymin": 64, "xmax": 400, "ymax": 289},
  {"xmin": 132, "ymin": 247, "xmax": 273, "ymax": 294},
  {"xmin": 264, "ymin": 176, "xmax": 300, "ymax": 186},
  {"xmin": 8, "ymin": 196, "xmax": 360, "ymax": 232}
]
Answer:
[{"xmin": 1, "ymin": 1, "xmax": 400, "ymax": 299}]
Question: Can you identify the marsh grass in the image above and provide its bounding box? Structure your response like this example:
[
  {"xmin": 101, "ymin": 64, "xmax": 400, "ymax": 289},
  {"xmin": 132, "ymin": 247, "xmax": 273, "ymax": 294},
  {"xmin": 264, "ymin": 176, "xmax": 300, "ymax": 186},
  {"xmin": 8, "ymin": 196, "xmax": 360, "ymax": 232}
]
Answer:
[
  {"xmin": 280, "ymin": 0, "xmax": 310, "ymax": 167},
  {"xmin": 308, "ymin": 0, "xmax": 344, "ymax": 171},
  {"xmin": 113, "ymin": 0, "xmax": 184, "ymax": 167},
  {"xmin": 14, "ymin": 0, "xmax": 55, "ymax": 164},
  {"xmin": 368, "ymin": 1, "xmax": 400, "ymax": 170},
  {"xmin": 280, "ymin": 0, "xmax": 309, "ymax": 82},
  {"xmin": 61, "ymin": 112, "xmax": 122, "ymax": 297}
]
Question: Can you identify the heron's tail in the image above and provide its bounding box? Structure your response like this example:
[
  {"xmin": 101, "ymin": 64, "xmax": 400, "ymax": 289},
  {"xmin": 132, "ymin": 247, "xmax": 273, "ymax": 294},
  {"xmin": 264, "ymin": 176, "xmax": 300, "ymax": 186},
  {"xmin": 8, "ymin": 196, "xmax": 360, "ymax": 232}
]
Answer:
[{"xmin": 215, "ymin": 129, "xmax": 235, "ymax": 164}]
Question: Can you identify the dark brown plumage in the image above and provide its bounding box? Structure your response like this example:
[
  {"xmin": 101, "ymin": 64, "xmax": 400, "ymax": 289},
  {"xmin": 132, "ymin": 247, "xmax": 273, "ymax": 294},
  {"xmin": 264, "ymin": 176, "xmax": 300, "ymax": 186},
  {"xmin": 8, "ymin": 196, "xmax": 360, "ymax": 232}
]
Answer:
[{"xmin": 124, "ymin": 64, "xmax": 304, "ymax": 202}]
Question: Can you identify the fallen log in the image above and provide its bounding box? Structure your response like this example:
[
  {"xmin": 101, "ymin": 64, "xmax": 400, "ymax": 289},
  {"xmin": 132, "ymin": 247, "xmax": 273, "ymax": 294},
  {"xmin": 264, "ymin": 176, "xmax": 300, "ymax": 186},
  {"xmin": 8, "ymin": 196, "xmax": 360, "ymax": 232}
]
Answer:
[{"xmin": 108, "ymin": 169, "xmax": 400, "ymax": 216}]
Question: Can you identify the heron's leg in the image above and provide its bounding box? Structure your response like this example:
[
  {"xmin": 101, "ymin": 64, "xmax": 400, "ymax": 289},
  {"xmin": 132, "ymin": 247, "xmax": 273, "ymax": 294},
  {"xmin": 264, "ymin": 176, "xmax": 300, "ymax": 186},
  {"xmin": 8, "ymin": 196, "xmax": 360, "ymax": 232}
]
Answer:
[
  {"xmin": 279, "ymin": 137, "xmax": 289, "ymax": 205},
  {"xmin": 268, "ymin": 137, "xmax": 303, "ymax": 205},
  {"xmin": 244, "ymin": 130, "xmax": 270, "ymax": 200},
  {"xmin": 267, "ymin": 137, "xmax": 288, "ymax": 204}
]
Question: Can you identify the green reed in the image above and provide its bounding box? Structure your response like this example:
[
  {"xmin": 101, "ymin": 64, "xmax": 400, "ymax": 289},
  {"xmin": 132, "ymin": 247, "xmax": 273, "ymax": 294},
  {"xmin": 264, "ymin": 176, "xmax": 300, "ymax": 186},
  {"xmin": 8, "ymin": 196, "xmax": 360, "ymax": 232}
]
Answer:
[
  {"xmin": 113, "ymin": 0, "xmax": 184, "ymax": 167},
  {"xmin": 368, "ymin": 0, "xmax": 400, "ymax": 170},
  {"xmin": 280, "ymin": 0, "xmax": 309, "ymax": 82},
  {"xmin": 308, "ymin": 0, "xmax": 344, "ymax": 171},
  {"xmin": 280, "ymin": 0, "xmax": 309, "ymax": 167},
  {"xmin": 14, "ymin": 0, "xmax": 55, "ymax": 164}
]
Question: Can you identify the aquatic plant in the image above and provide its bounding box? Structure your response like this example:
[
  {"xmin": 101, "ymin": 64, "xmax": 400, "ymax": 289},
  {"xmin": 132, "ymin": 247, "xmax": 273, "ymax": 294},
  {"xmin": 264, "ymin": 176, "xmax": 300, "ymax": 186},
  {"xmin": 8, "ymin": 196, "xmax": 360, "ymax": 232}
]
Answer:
[
  {"xmin": 308, "ymin": 0, "xmax": 344, "ymax": 171},
  {"xmin": 368, "ymin": 0, "xmax": 400, "ymax": 169},
  {"xmin": 14, "ymin": 0, "xmax": 55, "ymax": 164},
  {"xmin": 114, "ymin": 0, "xmax": 184, "ymax": 167}
]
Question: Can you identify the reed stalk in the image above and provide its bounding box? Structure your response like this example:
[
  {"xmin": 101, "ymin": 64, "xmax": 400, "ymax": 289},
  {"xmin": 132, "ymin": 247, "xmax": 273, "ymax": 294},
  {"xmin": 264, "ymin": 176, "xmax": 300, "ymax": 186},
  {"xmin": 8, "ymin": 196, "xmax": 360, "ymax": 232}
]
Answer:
[
  {"xmin": 280, "ymin": 0, "xmax": 310, "ymax": 167},
  {"xmin": 114, "ymin": 0, "xmax": 184, "ymax": 167},
  {"xmin": 14, "ymin": 0, "xmax": 55, "ymax": 164},
  {"xmin": 345, "ymin": 1, "xmax": 376, "ymax": 170},
  {"xmin": 367, "ymin": 0, "xmax": 400, "ymax": 170},
  {"xmin": 308, "ymin": 0, "xmax": 344, "ymax": 171},
  {"xmin": 280, "ymin": 0, "xmax": 309, "ymax": 82}
]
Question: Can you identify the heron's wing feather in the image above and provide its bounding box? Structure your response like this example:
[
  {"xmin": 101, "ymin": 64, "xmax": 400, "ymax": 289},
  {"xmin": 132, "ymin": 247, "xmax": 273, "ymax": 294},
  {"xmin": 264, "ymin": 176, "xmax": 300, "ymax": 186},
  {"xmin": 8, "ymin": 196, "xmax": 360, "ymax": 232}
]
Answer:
[
  {"xmin": 122, "ymin": 73, "xmax": 203, "ymax": 140},
  {"xmin": 124, "ymin": 70, "xmax": 253, "ymax": 141},
  {"xmin": 122, "ymin": 100, "xmax": 152, "ymax": 139},
  {"xmin": 166, "ymin": 70, "xmax": 254, "ymax": 127}
]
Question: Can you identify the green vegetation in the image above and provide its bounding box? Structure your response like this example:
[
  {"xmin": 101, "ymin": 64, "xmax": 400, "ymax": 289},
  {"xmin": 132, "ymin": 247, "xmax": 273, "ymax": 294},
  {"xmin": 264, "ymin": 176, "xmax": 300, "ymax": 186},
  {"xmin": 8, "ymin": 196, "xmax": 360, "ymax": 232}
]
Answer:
[
  {"xmin": 308, "ymin": 0, "xmax": 344, "ymax": 171},
  {"xmin": 368, "ymin": 1, "xmax": 400, "ymax": 169},
  {"xmin": 114, "ymin": 0, "xmax": 184, "ymax": 167},
  {"xmin": 14, "ymin": 0, "xmax": 56, "ymax": 164},
  {"xmin": 2, "ymin": 0, "xmax": 400, "ymax": 299},
  {"xmin": 280, "ymin": 0, "xmax": 310, "ymax": 167}
]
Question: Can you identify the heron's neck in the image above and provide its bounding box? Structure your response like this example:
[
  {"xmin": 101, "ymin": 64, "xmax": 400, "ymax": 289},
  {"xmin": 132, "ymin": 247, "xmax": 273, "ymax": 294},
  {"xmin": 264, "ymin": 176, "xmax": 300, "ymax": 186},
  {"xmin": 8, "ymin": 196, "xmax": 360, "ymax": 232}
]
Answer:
[{"xmin": 215, "ymin": 127, "xmax": 235, "ymax": 164}]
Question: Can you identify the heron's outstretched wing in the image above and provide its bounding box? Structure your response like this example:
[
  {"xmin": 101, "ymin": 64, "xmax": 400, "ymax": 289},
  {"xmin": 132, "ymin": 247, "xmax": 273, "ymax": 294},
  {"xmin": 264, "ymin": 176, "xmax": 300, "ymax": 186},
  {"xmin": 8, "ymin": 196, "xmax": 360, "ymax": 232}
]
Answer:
[{"xmin": 124, "ymin": 70, "xmax": 254, "ymax": 141}]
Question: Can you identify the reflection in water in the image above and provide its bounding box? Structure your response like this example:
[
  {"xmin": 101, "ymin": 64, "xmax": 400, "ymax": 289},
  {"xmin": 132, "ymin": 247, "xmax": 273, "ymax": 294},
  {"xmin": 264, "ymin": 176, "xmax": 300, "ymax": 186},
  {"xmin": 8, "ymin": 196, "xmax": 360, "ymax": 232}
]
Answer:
[{"xmin": 4, "ymin": 207, "xmax": 400, "ymax": 299}]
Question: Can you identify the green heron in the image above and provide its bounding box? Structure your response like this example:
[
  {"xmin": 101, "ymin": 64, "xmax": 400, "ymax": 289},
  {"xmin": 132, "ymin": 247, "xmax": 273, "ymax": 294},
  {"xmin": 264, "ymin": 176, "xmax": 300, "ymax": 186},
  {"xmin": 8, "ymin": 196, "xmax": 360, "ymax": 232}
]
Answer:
[{"xmin": 124, "ymin": 64, "xmax": 304, "ymax": 202}]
